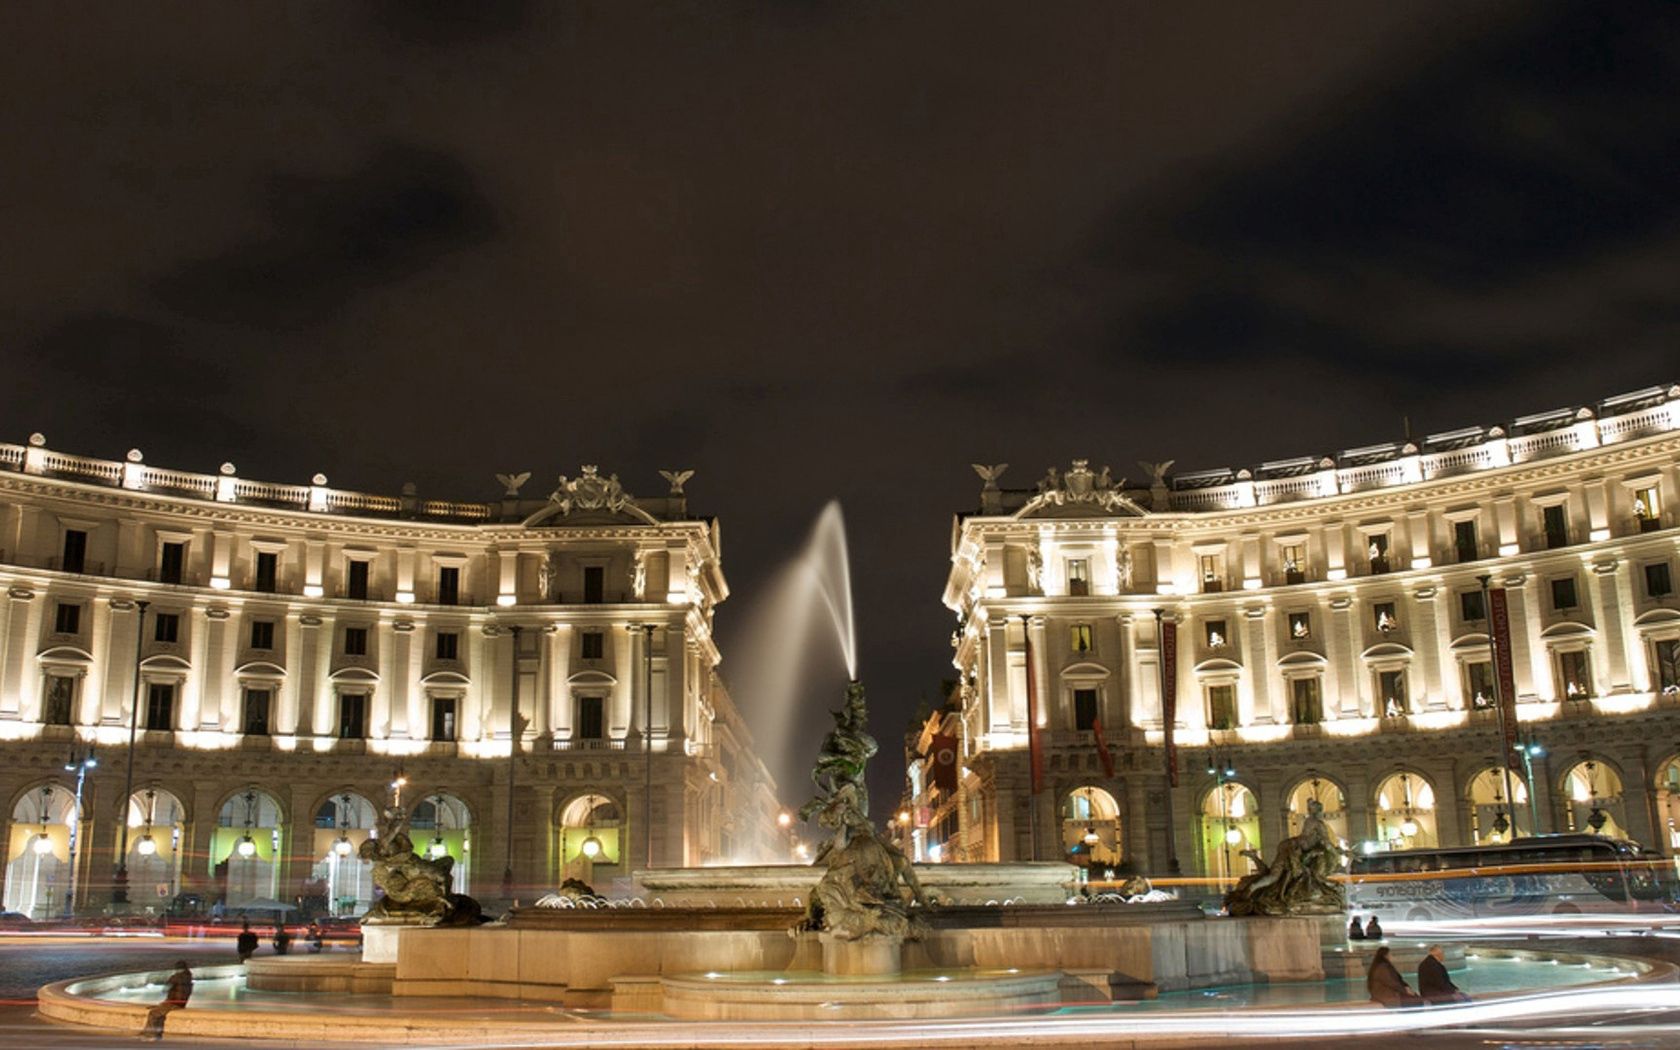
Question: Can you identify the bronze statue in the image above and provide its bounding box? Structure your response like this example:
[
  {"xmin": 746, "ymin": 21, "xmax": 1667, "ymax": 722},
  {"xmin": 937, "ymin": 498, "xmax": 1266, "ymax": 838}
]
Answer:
[
  {"xmin": 796, "ymin": 682, "xmax": 929, "ymax": 940},
  {"xmin": 359, "ymin": 804, "xmax": 483, "ymax": 927},
  {"xmin": 1222, "ymin": 798, "xmax": 1347, "ymax": 917}
]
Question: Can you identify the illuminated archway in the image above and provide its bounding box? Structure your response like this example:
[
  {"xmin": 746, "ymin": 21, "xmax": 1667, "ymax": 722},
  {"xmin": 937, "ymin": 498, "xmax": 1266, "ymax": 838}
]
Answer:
[
  {"xmin": 1199, "ymin": 781, "xmax": 1260, "ymax": 884},
  {"xmin": 214, "ymin": 789, "xmax": 283, "ymax": 908},
  {"xmin": 1466, "ymin": 768, "xmax": 1528, "ymax": 844},
  {"xmin": 1286, "ymin": 776, "xmax": 1348, "ymax": 860},
  {"xmin": 310, "ymin": 792, "xmax": 377, "ymax": 916},
  {"xmin": 1656, "ymin": 756, "xmax": 1680, "ymax": 855},
  {"xmin": 412, "ymin": 793, "xmax": 472, "ymax": 893},
  {"xmin": 3, "ymin": 785, "xmax": 76, "ymax": 919},
  {"xmin": 558, "ymin": 793, "xmax": 622, "ymax": 884},
  {"xmin": 123, "ymin": 788, "xmax": 187, "ymax": 911},
  {"xmin": 1061, "ymin": 786, "xmax": 1122, "ymax": 872},
  {"xmin": 1561, "ymin": 759, "xmax": 1628, "ymax": 840},
  {"xmin": 1373, "ymin": 771, "xmax": 1437, "ymax": 850}
]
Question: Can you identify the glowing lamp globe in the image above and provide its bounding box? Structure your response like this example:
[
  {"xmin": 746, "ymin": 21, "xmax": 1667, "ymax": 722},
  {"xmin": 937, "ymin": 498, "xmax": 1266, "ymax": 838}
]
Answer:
[
  {"xmin": 136, "ymin": 834, "xmax": 157, "ymax": 857},
  {"xmin": 31, "ymin": 833, "xmax": 53, "ymax": 855},
  {"xmin": 236, "ymin": 835, "xmax": 257, "ymax": 858},
  {"xmin": 776, "ymin": 812, "xmax": 793, "ymax": 829},
  {"xmin": 333, "ymin": 836, "xmax": 353, "ymax": 857},
  {"xmin": 427, "ymin": 838, "xmax": 449, "ymax": 860},
  {"xmin": 1224, "ymin": 827, "xmax": 1243, "ymax": 846},
  {"xmin": 580, "ymin": 835, "xmax": 603, "ymax": 859},
  {"xmin": 1399, "ymin": 818, "xmax": 1419, "ymax": 837},
  {"xmin": 1082, "ymin": 827, "xmax": 1100, "ymax": 846}
]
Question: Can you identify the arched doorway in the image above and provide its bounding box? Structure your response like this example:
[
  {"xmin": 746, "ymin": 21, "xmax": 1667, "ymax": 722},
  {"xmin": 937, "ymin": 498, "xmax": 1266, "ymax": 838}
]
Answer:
[
  {"xmin": 1656, "ymin": 756, "xmax": 1680, "ymax": 855},
  {"xmin": 1561, "ymin": 759, "xmax": 1628, "ymax": 840},
  {"xmin": 558, "ymin": 793, "xmax": 621, "ymax": 886},
  {"xmin": 213, "ymin": 789, "xmax": 283, "ymax": 909},
  {"xmin": 1466, "ymin": 768, "xmax": 1528, "ymax": 844},
  {"xmin": 310, "ymin": 793, "xmax": 377, "ymax": 916},
  {"xmin": 1061, "ymin": 786, "xmax": 1122, "ymax": 876},
  {"xmin": 1200, "ymin": 781, "xmax": 1260, "ymax": 885},
  {"xmin": 1286, "ymin": 776, "xmax": 1348, "ymax": 856},
  {"xmin": 1373, "ymin": 771, "xmax": 1437, "ymax": 849},
  {"xmin": 412, "ymin": 793, "xmax": 472, "ymax": 894},
  {"xmin": 123, "ymin": 788, "xmax": 187, "ymax": 913},
  {"xmin": 3, "ymin": 785, "xmax": 76, "ymax": 919}
]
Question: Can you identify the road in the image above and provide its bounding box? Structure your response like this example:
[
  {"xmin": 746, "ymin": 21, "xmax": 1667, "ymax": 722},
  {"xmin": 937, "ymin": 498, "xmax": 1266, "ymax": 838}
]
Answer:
[{"xmin": 4, "ymin": 928, "xmax": 1680, "ymax": 1049}]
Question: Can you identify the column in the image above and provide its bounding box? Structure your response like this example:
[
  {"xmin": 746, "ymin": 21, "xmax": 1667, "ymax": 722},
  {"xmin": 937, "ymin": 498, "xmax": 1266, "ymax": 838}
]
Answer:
[
  {"xmin": 1586, "ymin": 560, "xmax": 1631, "ymax": 692},
  {"xmin": 1027, "ymin": 616, "xmax": 1050, "ymax": 737},
  {"xmin": 386, "ymin": 618, "xmax": 410, "ymax": 739},
  {"xmin": 196, "ymin": 606, "xmax": 225, "ymax": 729},
  {"xmin": 1611, "ymin": 561, "xmax": 1645, "ymax": 690},
  {"xmin": 289, "ymin": 613, "xmax": 320, "ymax": 737},
  {"xmin": 1506, "ymin": 573, "xmax": 1544, "ymax": 699},
  {"xmin": 1117, "ymin": 614, "xmax": 1137, "ymax": 729},
  {"xmin": 548, "ymin": 624, "xmax": 573, "ymax": 741},
  {"xmin": 105, "ymin": 600, "xmax": 141, "ymax": 725},
  {"xmin": 985, "ymin": 618, "xmax": 1011, "ymax": 733},
  {"xmin": 1243, "ymin": 604, "xmax": 1273, "ymax": 723},
  {"xmin": 612, "ymin": 625, "xmax": 635, "ymax": 740},
  {"xmin": 1329, "ymin": 596, "xmax": 1361, "ymax": 716},
  {"xmin": 1409, "ymin": 586, "xmax": 1445, "ymax": 708}
]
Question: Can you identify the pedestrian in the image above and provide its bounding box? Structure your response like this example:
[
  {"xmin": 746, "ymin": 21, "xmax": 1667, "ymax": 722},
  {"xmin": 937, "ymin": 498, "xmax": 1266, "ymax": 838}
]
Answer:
[
  {"xmin": 1364, "ymin": 914, "xmax": 1384, "ymax": 940},
  {"xmin": 1366, "ymin": 946, "xmax": 1422, "ymax": 1008},
  {"xmin": 139, "ymin": 959, "xmax": 193, "ymax": 1040},
  {"xmin": 236, "ymin": 919, "xmax": 258, "ymax": 963},
  {"xmin": 273, "ymin": 921, "xmax": 291, "ymax": 955},
  {"xmin": 307, "ymin": 920, "xmax": 324, "ymax": 953},
  {"xmin": 1418, "ymin": 944, "xmax": 1471, "ymax": 1005},
  {"xmin": 1347, "ymin": 915, "xmax": 1366, "ymax": 940}
]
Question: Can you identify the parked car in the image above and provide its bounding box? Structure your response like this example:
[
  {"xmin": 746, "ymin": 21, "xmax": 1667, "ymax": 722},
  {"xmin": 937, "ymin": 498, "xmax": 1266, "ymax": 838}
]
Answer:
[{"xmin": 0, "ymin": 911, "xmax": 34, "ymax": 929}]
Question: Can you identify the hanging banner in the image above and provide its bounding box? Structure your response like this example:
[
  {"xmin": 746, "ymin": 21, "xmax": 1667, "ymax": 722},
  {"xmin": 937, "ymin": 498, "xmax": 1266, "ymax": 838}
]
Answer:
[
  {"xmin": 1488, "ymin": 587, "xmax": 1522, "ymax": 772},
  {"xmin": 930, "ymin": 733, "xmax": 960, "ymax": 793},
  {"xmin": 1161, "ymin": 619, "xmax": 1179, "ymax": 787},
  {"xmin": 1091, "ymin": 717, "xmax": 1116, "ymax": 780},
  {"xmin": 1024, "ymin": 630, "xmax": 1045, "ymax": 795}
]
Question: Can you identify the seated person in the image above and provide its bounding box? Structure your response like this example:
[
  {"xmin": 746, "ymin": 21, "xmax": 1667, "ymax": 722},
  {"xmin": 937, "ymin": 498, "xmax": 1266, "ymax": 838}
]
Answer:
[{"xmin": 1418, "ymin": 945, "xmax": 1471, "ymax": 1004}]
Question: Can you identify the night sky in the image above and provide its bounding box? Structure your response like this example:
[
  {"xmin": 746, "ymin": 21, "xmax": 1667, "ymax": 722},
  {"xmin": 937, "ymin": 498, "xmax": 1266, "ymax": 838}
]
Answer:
[{"xmin": 4, "ymin": 3, "xmax": 1678, "ymax": 813}]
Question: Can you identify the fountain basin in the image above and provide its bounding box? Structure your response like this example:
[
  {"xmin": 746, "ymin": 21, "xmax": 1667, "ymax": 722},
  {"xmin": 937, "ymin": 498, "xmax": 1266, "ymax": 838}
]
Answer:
[
  {"xmin": 648, "ymin": 968, "xmax": 1064, "ymax": 1021},
  {"xmin": 633, "ymin": 861, "xmax": 1082, "ymax": 906}
]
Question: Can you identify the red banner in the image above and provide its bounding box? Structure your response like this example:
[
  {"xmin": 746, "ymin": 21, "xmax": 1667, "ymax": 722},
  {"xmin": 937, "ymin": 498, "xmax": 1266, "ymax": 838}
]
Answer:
[
  {"xmin": 1488, "ymin": 588, "xmax": 1522, "ymax": 772},
  {"xmin": 1091, "ymin": 717, "xmax": 1116, "ymax": 780},
  {"xmin": 930, "ymin": 733, "xmax": 959, "ymax": 793},
  {"xmin": 1025, "ymin": 630, "xmax": 1044, "ymax": 795},
  {"xmin": 1161, "ymin": 619, "xmax": 1179, "ymax": 787}
]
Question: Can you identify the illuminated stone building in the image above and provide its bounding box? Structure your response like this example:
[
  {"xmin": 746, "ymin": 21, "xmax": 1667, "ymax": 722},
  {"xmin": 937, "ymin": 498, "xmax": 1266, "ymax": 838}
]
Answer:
[
  {"xmin": 0, "ymin": 438, "xmax": 781, "ymax": 919},
  {"xmin": 939, "ymin": 385, "xmax": 1680, "ymax": 881}
]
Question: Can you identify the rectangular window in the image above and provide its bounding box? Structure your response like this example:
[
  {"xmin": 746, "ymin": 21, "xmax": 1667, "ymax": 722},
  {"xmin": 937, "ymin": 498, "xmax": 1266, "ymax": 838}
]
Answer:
[
  {"xmin": 249, "ymin": 620, "xmax": 275, "ymax": 650},
  {"xmin": 1646, "ymin": 562, "xmax": 1673, "ymax": 598},
  {"xmin": 145, "ymin": 682, "xmax": 175, "ymax": 731},
  {"xmin": 1281, "ymin": 543, "xmax": 1306, "ymax": 585},
  {"xmin": 1070, "ymin": 623, "xmax": 1093, "ymax": 653},
  {"xmin": 1290, "ymin": 676, "xmax": 1322, "ymax": 724},
  {"xmin": 338, "ymin": 694, "xmax": 366, "ymax": 739},
  {"xmin": 1464, "ymin": 661, "xmax": 1495, "ymax": 708},
  {"xmin": 437, "ymin": 566, "xmax": 460, "ymax": 605},
  {"xmin": 1366, "ymin": 533, "xmax": 1391, "ymax": 574},
  {"xmin": 1066, "ymin": 559, "xmax": 1089, "ymax": 596},
  {"xmin": 581, "ymin": 631, "xmax": 604, "ymax": 660},
  {"xmin": 1378, "ymin": 670, "xmax": 1408, "ymax": 714},
  {"xmin": 1543, "ymin": 504, "xmax": 1569, "ymax": 549},
  {"xmin": 346, "ymin": 560, "xmax": 369, "ymax": 600},
  {"xmin": 1207, "ymin": 684, "xmax": 1236, "ymax": 731},
  {"xmin": 577, "ymin": 695, "xmax": 604, "ymax": 740},
  {"xmin": 1453, "ymin": 520, "xmax": 1479, "ymax": 563},
  {"xmin": 154, "ymin": 612, "xmax": 180, "ymax": 644},
  {"xmin": 1204, "ymin": 619, "xmax": 1228, "ymax": 648},
  {"xmin": 1654, "ymin": 639, "xmax": 1680, "ymax": 693},
  {"xmin": 254, "ymin": 551, "xmax": 278, "ymax": 592},
  {"xmin": 61, "ymin": 529, "xmax": 87, "ymax": 574},
  {"xmin": 1288, "ymin": 611, "xmax": 1311, "ymax": 639},
  {"xmin": 435, "ymin": 631, "xmax": 459, "ymax": 661},
  {"xmin": 1634, "ymin": 485, "xmax": 1662, "ymax": 531},
  {"xmin": 54, "ymin": 602, "xmax": 80, "ymax": 635},
  {"xmin": 344, "ymin": 627, "xmax": 368, "ymax": 656},
  {"xmin": 430, "ymin": 696, "xmax": 458, "ymax": 742},
  {"xmin": 1557, "ymin": 650, "xmax": 1592, "ymax": 698},
  {"xmin": 1373, "ymin": 601, "xmax": 1398, "ymax": 632},
  {"xmin": 583, "ymin": 565, "xmax": 605, "ymax": 604},
  {"xmin": 242, "ymin": 689, "xmax": 271, "ymax": 735},
  {"xmin": 159, "ymin": 541, "xmax": 185, "ymax": 584},
  {"xmin": 1459, "ymin": 590, "xmax": 1486, "ymax": 623},
  {"xmin": 1073, "ymin": 688, "xmax": 1098, "ymax": 731},
  {"xmin": 1551, "ymin": 576, "xmax": 1578, "ymax": 611},
  {"xmin": 42, "ymin": 674, "xmax": 75, "ymax": 726},
  {"xmin": 1199, "ymin": 554, "xmax": 1222, "ymax": 592}
]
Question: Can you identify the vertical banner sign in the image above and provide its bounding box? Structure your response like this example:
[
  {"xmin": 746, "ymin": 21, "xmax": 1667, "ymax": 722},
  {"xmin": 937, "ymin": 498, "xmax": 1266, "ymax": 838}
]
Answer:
[
  {"xmin": 1091, "ymin": 717, "xmax": 1116, "ymax": 779},
  {"xmin": 1024, "ymin": 630, "xmax": 1045, "ymax": 795},
  {"xmin": 1488, "ymin": 588, "xmax": 1522, "ymax": 772},
  {"xmin": 930, "ymin": 733, "xmax": 959, "ymax": 793},
  {"xmin": 1161, "ymin": 619, "xmax": 1179, "ymax": 787}
]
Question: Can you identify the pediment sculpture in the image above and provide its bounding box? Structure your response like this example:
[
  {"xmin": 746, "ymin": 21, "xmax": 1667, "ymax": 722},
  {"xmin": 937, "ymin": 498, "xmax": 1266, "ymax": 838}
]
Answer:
[
  {"xmin": 1023, "ymin": 460, "xmax": 1143, "ymax": 516},
  {"xmin": 547, "ymin": 465, "xmax": 632, "ymax": 515}
]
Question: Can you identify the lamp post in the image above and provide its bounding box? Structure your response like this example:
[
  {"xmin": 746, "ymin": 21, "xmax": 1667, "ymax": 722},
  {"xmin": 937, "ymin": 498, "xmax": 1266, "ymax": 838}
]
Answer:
[
  {"xmin": 1206, "ymin": 749, "xmax": 1238, "ymax": 887},
  {"xmin": 641, "ymin": 623, "xmax": 656, "ymax": 870},
  {"xmin": 63, "ymin": 744, "xmax": 97, "ymax": 919},
  {"xmin": 114, "ymin": 598, "xmax": 149, "ymax": 906},
  {"xmin": 1518, "ymin": 735, "xmax": 1546, "ymax": 834},
  {"xmin": 1477, "ymin": 575, "xmax": 1524, "ymax": 837},
  {"xmin": 501, "ymin": 625, "xmax": 522, "ymax": 903}
]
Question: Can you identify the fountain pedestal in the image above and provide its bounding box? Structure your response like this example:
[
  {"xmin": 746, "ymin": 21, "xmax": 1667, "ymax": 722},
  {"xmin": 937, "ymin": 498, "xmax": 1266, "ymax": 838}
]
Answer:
[{"xmin": 821, "ymin": 932, "xmax": 902, "ymax": 976}]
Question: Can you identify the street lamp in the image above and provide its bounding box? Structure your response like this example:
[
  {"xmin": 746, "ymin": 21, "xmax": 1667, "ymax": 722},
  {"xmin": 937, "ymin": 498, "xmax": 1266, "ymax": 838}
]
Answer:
[
  {"xmin": 1207, "ymin": 749, "xmax": 1239, "ymax": 885},
  {"xmin": 113, "ymin": 598, "xmax": 149, "ymax": 906},
  {"xmin": 63, "ymin": 745, "xmax": 97, "ymax": 918}
]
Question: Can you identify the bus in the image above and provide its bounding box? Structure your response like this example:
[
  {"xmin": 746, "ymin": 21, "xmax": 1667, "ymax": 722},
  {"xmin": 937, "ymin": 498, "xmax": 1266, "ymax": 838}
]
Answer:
[{"xmin": 1346, "ymin": 834, "xmax": 1680, "ymax": 922}]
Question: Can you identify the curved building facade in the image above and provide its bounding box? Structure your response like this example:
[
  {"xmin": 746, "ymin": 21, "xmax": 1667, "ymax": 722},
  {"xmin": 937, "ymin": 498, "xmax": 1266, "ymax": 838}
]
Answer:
[
  {"xmin": 0, "ymin": 439, "xmax": 781, "ymax": 919},
  {"xmin": 937, "ymin": 385, "xmax": 1680, "ymax": 881}
]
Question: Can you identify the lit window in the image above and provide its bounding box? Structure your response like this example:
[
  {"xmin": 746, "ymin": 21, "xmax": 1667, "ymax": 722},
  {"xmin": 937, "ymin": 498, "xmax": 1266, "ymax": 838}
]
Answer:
[
  {"xmin": 1366, "ymin": 534, "xmax": 1391, "ymax": 573},
  {"xmin": 1464, "ymin": 661, "xmax": 1494, "ymax": 708},
  {"xmin": 1204, "ymin": 620, "xmax": 1227, "ymax": 649},
  {"xmin": 1281, "ymin": 544, "xmax": 1306, "ymax": 584},
  {"xmin": 1378, "ymin": 670, "xmax": 1407, "ymax": 716},
  {"xmin": 1070, "ymin": 624, "xmax": 1093, "ymax": 653},
  {"xmin": 1066, "ymin": 559, "xmax": 1089, "ymax": 596},
  {"xmin": 1288, "ymin": 612, "xmax": 1311, "ymax": 639},
  {"xmin": 1373, "ymin": 602, "xmax": 1398, "ymax": 632},
  {"xmin": 1556, "ymin": 650, "xmax": 1592, "ymax": 699},
  {"xmin": 1199, "ymin": 554, "xmax": 1223, "ymax": 592},
  {"xmin": 1633, "ymin": 485, "xmax": 1662, "ymax": 531}
]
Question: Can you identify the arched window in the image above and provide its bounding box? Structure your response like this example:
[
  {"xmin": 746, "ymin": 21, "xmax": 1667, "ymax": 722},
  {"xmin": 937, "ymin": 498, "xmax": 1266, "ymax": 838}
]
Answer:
[
  {"xmin": 1657, "ymin": 756, "xmax": 1680, "ymax": 855},
  {"xmin": 558, "ymin": 793, "xmax": 622, "ymax": 883},
  {"xmin": 309, "ymin": 792, "xmax": 377, "ymax": 916},
  {"xmin": 1561, "ymin": 760, "xmax": 1627, "ymax": 840},
  {"xmin": 1200, "ymin": 781, "xmax": 1260, "ymax": 884},
  {"xmin": 123, "ymin": 788, "xmax": 187, "ymax": 910},
  {"xmin": 1060, "ymin": 786, "xmax": 1122, "ymax": 872},
  {"xmin": 214, "ymin": 789, "xmax": 284, "ymax": 908},
  {"xmin": 4, "ymin": 785, "xmax": 76, "ymax": 919},
  {"xmin": 1466, "ymin": 768, "xmax": 1528, "ymax": 844},
  {"xmin": 1373, "ymin": 771, "xmax": 1437, "ymax": 849}
]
